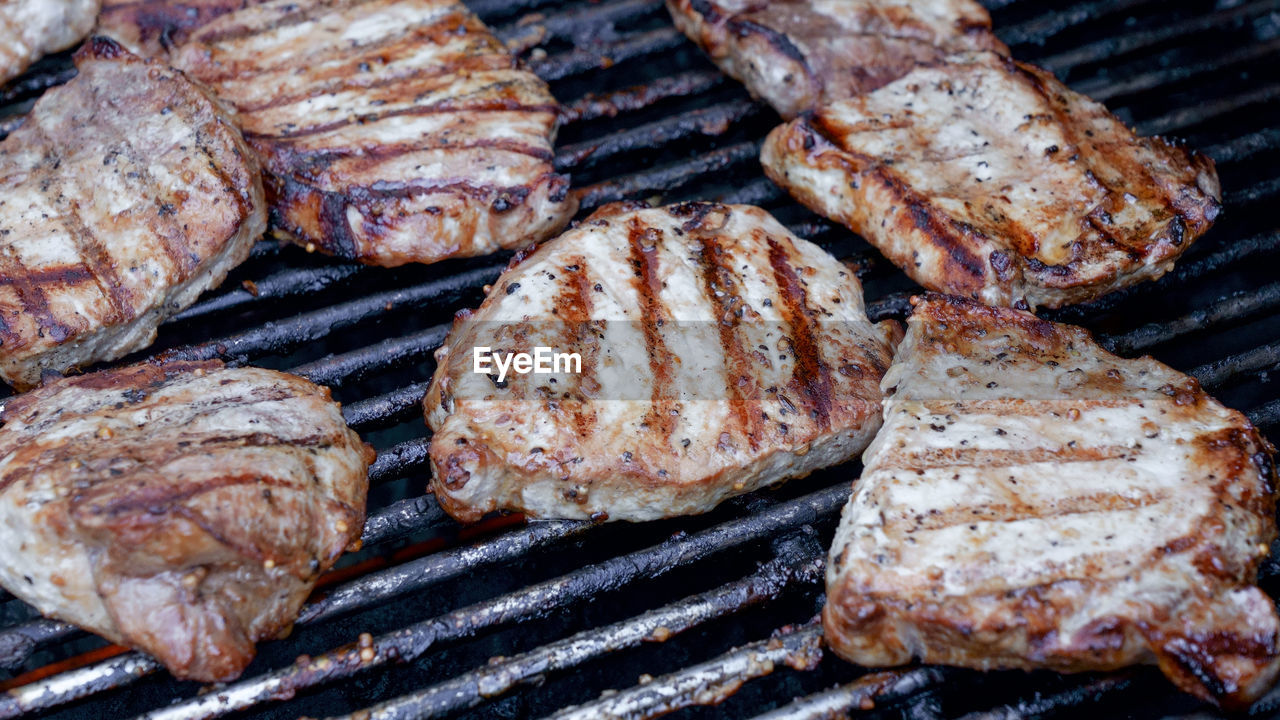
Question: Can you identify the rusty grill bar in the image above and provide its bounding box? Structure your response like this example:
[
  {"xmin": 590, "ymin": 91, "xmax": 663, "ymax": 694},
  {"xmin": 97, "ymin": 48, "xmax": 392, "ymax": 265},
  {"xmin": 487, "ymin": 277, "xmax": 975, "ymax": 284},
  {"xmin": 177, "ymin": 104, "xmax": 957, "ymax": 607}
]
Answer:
[{"xmin": 0, "ymin": 0, "xmax": 1278, "ymax": 718}]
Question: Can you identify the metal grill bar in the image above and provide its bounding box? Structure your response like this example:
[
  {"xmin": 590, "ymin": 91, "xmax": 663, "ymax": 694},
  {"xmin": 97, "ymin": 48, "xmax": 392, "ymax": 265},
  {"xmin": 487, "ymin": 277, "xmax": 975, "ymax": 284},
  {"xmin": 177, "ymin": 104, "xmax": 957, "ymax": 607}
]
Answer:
[
  {"xmin": 1191, "ymin": 341, "xmax": 1280, "ymax": 389},
  {"xmin": 1037, "ymin": 0, "xmax": 1280, "ymax": 73},
  {"xmin": 367, "ymin": 438, "xmax": 432, "ymax": 486},
  {"xmin": 997, "ymin": 0, "xmax": 1159, "ymax": 47},
  {"xmin": 530, "ymin": 27, "xmax": 687, "ymax": 82},
  {"xmin": 1101, "ymin": 282, "xmax": 1280, "ymax": 355},
  {"xmin": 554, "ymin": 99, "xmax": 762, "ymax": 172},
  {"xmin": 161, "ymin": 265, "xmax": 500, "ymax": 365},
  {"xmin": 1141, "ymin": 82, "xmax": 1280, "ymax": 136},
  {"xmin": 559, "ymin": 70, "xmax": 725, "ymax": 125},
  {"xmin": 744, "ymin": 668, "xmax": 948, "ymax": 720},
  {"xmin": 498, "ymin": 0, "xmax": 665, "ymax": 47},
  {"xmin": 1075, "ymin": 37, "xmax": 1280, "ymax": 103},
  {"xmin": 292, "ymin": 325, "xmax": 449, "ymax": 390},
  {"xmin": 171, "ymin": 264, "xmax": 371, "ymax": 324},
  {"xmin": 955, "ymin": 674, "xmax": 1139, "ymax": 719},
  {"xmin": 574, "ymin": 140, "xmax": 762, "ymax": 211},
  {"xmin": 342, "ymin": 382, "xmax": 434, "ymax": 432},
  {"xmin": 340, "ymin": 532, "xmax": 823, "ymax": 720},
  {"xmin": 543, "ymin": 624, "xmax": 824, "ymax": 720}
]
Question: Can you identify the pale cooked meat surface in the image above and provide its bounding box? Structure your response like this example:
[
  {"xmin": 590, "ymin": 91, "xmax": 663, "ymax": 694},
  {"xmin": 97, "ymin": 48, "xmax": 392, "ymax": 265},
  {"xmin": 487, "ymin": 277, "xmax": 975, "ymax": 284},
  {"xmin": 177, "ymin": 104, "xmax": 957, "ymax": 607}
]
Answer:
[
  {"xmin": 762, "ymin": 52, "xmax": 1221, "ymax": 309},
  {"xmin": 825, "ymin": 294, "xmax": 1279, "ymax": 710},
  {"xmin": 0, "ymin": 38, "xmax": 266, "ymax": 391},
  {"xmin": 0, "ymin": 0, "xmax": 100, "ymax": 84},
  {"xmin": 666, "ymin": 0, "xmax": 1006, "ymax": 118},
  {"xmin": 0, "ymin": 359, "xmax": 373, "ymax": 682},
  {"xmin": 99, "ymin": 0, "xmax": 578, "ymax": 267},
  {"xmin": 424, "ymin": 202, "xmax": 896, "ymax": 523}
]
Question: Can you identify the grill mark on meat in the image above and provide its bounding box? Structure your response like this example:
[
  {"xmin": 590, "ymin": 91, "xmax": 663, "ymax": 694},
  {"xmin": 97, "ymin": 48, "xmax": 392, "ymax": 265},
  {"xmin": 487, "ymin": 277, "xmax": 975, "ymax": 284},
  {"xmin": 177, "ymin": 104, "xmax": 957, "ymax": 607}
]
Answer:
[
  {"xmin": 235, "ymin": 52, "xmax": 510, "ymax": 111},
  {"xmin": 24, "ymin": 117, "xmax": 136, "ymax": 323},
  {"xmin": 0, "ymin": 265, "xmax": 96, "ymax": 287},
  {"xmin": 317, "ymin": 192, "xmax": 360, "ymax": 259},
  {"xmin": 766, "ymin": 234, "xmax": 832, "ymax": 431},
  {"xmin": 1009, "ymin": 60, "xmax": 1195, "ymax": 262},
  {"xmin": 811, "ymin": 113, "xmax": 990, "ymax": 290},
  {"xmin": 0, "ymin": 245, "xmax": 69, "ymax": 348},
  {"xmin": 275, "ymin": 136, "xmax": 555, "ymax": 169},
  {"xmin": 723, "ymin": 17, "xmax": 810, "ymax": 66},
  {"xmin": 915, "ymin": 399, "xmax": 1151, "ymax": 417},
  {"xmin": 194, "ymin": 0, "xmax": 390, "ymax": 46},
  {"xmin": 194, "ymin": 6, "xmax": 488, "ymax": 88},
  {"xmin": 107, "ymin": 123, "xmax": 200, "ymax": 277},
  {"xmin": 556, "ymin": 256, "xmax": 598, "ymax": 437},
  {"xmin": 245, "ymin": 97, "xmax": 558, "ymax": 141},
  {"xmin": 878, "ymin": 445, "xmax": 1136, "ymax": 472},
  {"xmin": 38, "ymin": 149, "xmax": 136, "ymax": 324},
  {"xmin": 627, "ymin": 217, "xmax": 679, "ymax": 444},
  {"xmin": 695, "ymin": 232, "xmax": 761, "ymax": 451},
  {"xmin": 899, "ymin": 490, "xmax": 1165, "ymax": 533},
  {"xmin": 99, "ymin": 0, "xmax": 250, "ymax": 53}
]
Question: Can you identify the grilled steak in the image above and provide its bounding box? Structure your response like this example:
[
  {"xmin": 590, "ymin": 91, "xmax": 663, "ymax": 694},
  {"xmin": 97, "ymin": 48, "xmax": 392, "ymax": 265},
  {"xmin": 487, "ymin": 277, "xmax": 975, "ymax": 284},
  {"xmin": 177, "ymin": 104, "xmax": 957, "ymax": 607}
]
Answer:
[
  {"xmin": 0, "ymin": 38, "xmax": 266, "ymax": 390},
  {"xmin": 424, "ymin": 202, "xmax": 897, "ymax": 523},
  {"xmin": 825, "ymin": 294, "xmax": 1279, "ymax": 709},
  {"xmin": 762, "ymin": 52, "xmax": 1221, "ymax": 309},
  {"xmin": 100, "ymin": 0, "xmax": 577, "ymax": 267},
  {"xmin": 666, "ymin": 0, "xmax": 1006, "ymax": 119},
  {"xmin": 0, "ymin": 359, "xmax": 373, "ymax": 682},
  {"xmin": 0, "ymin": 0, "xmax": 100, "ymax": 84}
]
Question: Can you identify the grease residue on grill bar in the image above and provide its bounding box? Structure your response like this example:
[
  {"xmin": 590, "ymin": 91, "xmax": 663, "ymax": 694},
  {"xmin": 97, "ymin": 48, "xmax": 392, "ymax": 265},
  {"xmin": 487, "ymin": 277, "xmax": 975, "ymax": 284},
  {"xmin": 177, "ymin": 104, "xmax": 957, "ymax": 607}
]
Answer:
[{"xmin": 0, "ymin": 0, "xmax": 1277, "ymax": 718}]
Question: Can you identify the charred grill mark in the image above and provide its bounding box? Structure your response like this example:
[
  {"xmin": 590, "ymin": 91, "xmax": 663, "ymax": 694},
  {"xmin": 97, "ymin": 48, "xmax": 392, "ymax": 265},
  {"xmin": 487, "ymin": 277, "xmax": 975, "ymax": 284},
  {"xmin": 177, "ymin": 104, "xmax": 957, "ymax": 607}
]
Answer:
[
  {"xmin": 192, "ymin": 0, "xmax": 393, "ymax": 46},
  {"xmin": 275, "ymin": 136, "xmax": 555, "ymax": 170},
  {"xmin": 879, "ymin": 444, "xmax": 1136, "ymax": 471},
  {"xmin": 32, "ymin": 132, "xmax": 135, "ymax": 324},
  {"xmin": 318, "ymin": 193, "xmax": 360, "ymax": 259},
  {"xmin": 0, "ymin": 264, "xmax": 95, "ymax": 288},
  {"xmin": 695, "ymin": 232, "xmax": 761, "ymax": 451},
  {"xmin": 557, "ymin": 257, "xmax": 598, "ymax": 437},
  {"xmin": 809, "ymin": 115, "xmax": 992, "ymax": 293},
  {"xmin": 59, "ymin": 201, "xmax": 133, "ymax": 324},
  {"xmin": 723, "ymin": 18, "xmax": 810, "ymax": 67},
  {"xmin": 99, "ymin": 0, "xmax": 249, "ymax": 52},
  {"xmin": 899, "ymin": 489, "xmax": 1163, "ymax": 533},
  {"xmin": 766, "ymin": 234, "xmax": 833, "ymax": 431},
  {"xmin": 1011, "ymin": 61, "xmax": 1209, "ymax": 268},
  {"xmin": 235, "ymin": 53, "xmax": 510, "ymax": 112},
  {"xmin": 0, "ymin": 193, "xmax": 70, "ymax": 350},
  {"xmin": 191, "ymin": 136, "xmax": 256, "ymax": 223},
  {"xmin": 245, "ymin": 98, "xmax": 559, "ymax": 141},
  {"xmin": 627, "ymin": 218, "xmax": 679, "ymax": 444},
  {"xmin": 109, "ymin": 121, "xmax": 201, "ymax": 278}
]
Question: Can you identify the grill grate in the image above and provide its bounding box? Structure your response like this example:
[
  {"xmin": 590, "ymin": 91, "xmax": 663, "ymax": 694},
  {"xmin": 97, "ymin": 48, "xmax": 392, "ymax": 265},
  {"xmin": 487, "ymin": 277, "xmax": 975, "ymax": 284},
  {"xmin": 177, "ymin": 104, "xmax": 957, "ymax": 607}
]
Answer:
[{"xmin": 0, "ymin": 0, "xmax": 1278, "ymax": 718}]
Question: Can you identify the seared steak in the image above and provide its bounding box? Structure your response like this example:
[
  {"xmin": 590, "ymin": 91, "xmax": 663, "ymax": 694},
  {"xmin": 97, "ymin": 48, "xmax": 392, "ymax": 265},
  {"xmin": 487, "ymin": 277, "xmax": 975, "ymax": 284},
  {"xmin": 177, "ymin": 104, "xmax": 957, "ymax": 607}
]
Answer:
[
  {"xmin": 825, "ymin": 294, "xmax": 1279, "ymax": 709},
  {"xmin": 101, "ymin": 0, "xmax": 577, "ymax": 267},
  {"xmin": 0, "ymin": 37, "xmax": 266, "ymax": 390},
  {"xmin": 0, "ymin": 0, "xmax": 100, "ymax": 84},
  {"xmin": 762, "ymin": 52, "xmax": 1221, "ymax": 309},
  {"xmin": 667, "ymin": 0, "xmax": 1006, "ymax": 118},
  {"xmin": 425, "ymin": 202, "xmax": 897, "ymax": 522},
  {"xmin": 0, "ymin": 359, "xmax": 373, "ymax": 682}
]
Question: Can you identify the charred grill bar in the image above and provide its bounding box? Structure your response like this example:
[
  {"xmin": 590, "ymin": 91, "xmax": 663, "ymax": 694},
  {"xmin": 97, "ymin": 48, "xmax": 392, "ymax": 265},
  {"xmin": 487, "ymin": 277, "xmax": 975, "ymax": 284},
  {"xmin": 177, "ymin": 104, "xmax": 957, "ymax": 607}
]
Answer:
[{"xmin": 0, "ymin": 0, "xmax": 1278, "ymax": 718}]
